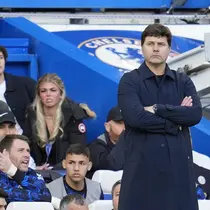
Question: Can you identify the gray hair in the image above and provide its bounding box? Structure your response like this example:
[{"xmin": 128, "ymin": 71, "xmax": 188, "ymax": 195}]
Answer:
[{"xmin": 60, "ymin": 194, "xmax": 86, "ymax": 210}]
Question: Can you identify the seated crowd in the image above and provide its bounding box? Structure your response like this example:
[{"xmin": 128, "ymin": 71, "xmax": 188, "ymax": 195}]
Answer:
[
  {"xmin": 0, "ymin": 45, "xmax": 207, "ymax": 210},
  {"xmin": 0, "ymin": 45, "xmax": 123, "ymax": 209},
  {"xmin": 0, "ymin": 103, "xmax": 122, "ymax": 209}
]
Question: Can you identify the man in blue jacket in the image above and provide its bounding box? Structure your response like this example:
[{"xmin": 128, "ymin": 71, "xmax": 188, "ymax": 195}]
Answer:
[
  {"xmin": 0, "ymin": 134, "xmax": 56, "ymax": 205},
  {"xmin": 118, "ymin": 23, "xmax": 202, "ymax": 210},
  {"xmin": 0, "ymin": 100, "xmax": 37, "ymax": 170}
]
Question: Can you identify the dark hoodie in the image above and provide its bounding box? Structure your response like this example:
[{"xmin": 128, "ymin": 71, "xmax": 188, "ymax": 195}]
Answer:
[
  {"xmin": 88, "ymin": 130, "xmax": 126, "ymax": 178},
  {"xmin": 23, "ymin": 98, "xmax": 95, "ymax": 168}
]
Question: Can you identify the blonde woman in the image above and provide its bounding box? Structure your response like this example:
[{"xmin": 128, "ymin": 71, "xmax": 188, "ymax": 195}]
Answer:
[{"xmin": 24, "ymin": 73, "xmax": 96, "ymax": 169}]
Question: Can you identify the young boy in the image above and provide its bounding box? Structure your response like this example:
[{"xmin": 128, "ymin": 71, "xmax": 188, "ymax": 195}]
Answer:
[{"xmin": 47, "ymin": 144, "xmax": 104, "ymax": 204}]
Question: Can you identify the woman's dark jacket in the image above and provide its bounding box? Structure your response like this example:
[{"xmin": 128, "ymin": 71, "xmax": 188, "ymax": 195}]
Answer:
[{"xmin": 24, "ymin": 98, "xmax": 91, "ymax": 168}]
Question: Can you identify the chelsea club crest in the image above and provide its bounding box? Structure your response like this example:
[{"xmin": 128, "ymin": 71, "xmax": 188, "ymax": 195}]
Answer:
[{"xmin": 78, "ymin": 36, "xmax": 179, "ymax": 73}]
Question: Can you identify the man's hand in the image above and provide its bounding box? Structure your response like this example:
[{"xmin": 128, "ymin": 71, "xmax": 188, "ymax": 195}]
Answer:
[
  {"xmin": 181, "ymin": 96, "xmax": 193, "ymax": 107},
  {"xmin": 36, "ymin": 163, "xmax": 53, "ymax": 170},
  {"xmin": 0, "ymin": 149, "xmax": 12, "ymax": 173},
  {"xmin": 144, "ymin": 106, "xmax": 154, "ymax": 113}
]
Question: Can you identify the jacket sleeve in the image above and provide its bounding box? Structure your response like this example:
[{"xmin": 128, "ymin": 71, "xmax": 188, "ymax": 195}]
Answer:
[
  {"xmin": 66, "ymin": 119, "xmax": 87, "ymax": 145},
  {"xmin": 89, "ymin": 141, "xmax": 110, "ymax": 171},
  {"xmin": 89, "ymin": 133, "xmax": 125, "ymax": 171},
  {"xmin": 118, "ymin": 73, "xmax": 178, "ymax": 134},
  {"xmin": 0, "ymin": 170, "xmax": 51, "ymax": 202},
  {"xmin": 155, "ymin": 76, "xmax": 202, "ymax": 126},
  {"xmin": 108, "ymin": 131, "xmax": 126, "ymax": 171}
]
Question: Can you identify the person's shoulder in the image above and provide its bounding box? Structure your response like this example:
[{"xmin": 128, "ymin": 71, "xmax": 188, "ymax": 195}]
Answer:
[
  {"xmin": 123, "ymin": 69, "xmax": 139, "ymax": 77},
  {"xmin": 171, "ymin": 70, "xmax": 190, "ymax": 83},
  {"xmin": 28, "ymin": 168, "xmax": 46, "ymax": 181},
  {"xmin": 47, "ymin": 176, "xmax": 63, "ymax": 187},
  {"xmin": 85, "ymin": 177, "xmax": 101, "ymax": 187},
  {"xmin": 63, "ymin": 98, "xmax": 96, "ymax": 120},
  {"xmin": 27, "ymin": 167, "xmax": 37, "ymax": 174},
  {"xmin": 89, "ymin": 134, "xmax": 108, "ymax": 147},
  {"xmin": 63, "ymin": 98, "xmax": 79, "ymax": 110},
  {"xmin": 90, "ymin": 139, "xmax": 108, "ymax": 148},
  {"xmin": 120, "ymin": 69, "xmax": 140, "ymax": 84},
  {"xmin": 62, "ymin": 98, "xmax": 85, "ymax": 120},
  {"xmin": 5, "ymin": 73, "xmax": 36, "ymax": 85}
]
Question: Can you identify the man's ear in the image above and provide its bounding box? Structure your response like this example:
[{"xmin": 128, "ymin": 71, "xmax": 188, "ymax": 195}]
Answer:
[
  {"xmin": 62, "ymin": 159, "xmax": 66, "ymax": 169},
  {"xmin": 2, "ymin": 149, "xmax": 9, "ymax": 156},
  {"xmin": 104, "ymin": 122, "xmax": 110, "ymax": 133},
  {"xmin": 87, "ymin": 161, "xmax": 92, "ymax": 171}
]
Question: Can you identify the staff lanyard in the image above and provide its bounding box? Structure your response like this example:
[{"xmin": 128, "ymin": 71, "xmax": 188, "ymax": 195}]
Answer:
[{"xmin": 45, "ymin": 143, "xmax": 52, "ymax": 163}]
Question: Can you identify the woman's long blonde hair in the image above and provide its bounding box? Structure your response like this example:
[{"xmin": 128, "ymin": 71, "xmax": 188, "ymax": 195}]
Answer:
[{"xmin": 32, "ymin": 73, "xmax": 66, "ymax": 147}]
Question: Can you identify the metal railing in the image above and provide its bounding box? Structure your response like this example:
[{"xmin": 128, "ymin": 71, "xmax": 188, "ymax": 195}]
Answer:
[{"xmin": 0, "ymin": 12, "xmax": 210, "ymax": 20}]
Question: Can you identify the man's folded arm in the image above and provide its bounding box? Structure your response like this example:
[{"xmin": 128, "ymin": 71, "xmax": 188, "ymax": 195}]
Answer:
[
  {"xmin": 118, "ymin": 73, "xmax": 178, "ymax": 134},
  {"xmin": 155, "ymin": 76, "xmax": 202, "ymax": 126}
]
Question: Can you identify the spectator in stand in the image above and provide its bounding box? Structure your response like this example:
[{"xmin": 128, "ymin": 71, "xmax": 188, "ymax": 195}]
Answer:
[
  {"xmin": 0, "ymin": 46, "xmax": 36, "ymax": 134},
  {"xmin": 88, "ymin": 106, "xmax": 125, "ymax": 177},
  {"xmin": 60, "ymin": 194, "xmax": 89, "ymax": 210},
  {"xmin": 0, "ymin": 101, "xmax": 16, "ymax": 140},
  {"xmin": 112, "ymin": 180, "xmax": 121, "ymax": 210},
  {"xmin": 0, "ymin": 188, "xmax": 7, "ymax": 210},
  {"xmin": 0, "ymin": 134, "xmax": 63, "ymax": 207},
  {"xmin": 24, "ymin": 73, "xmax": 96, "ymax": 170},
  {"xmin": 0, "ymin": 100, "xmax": 37, "ymax": 170},
  {"xmin": 47, "ymin": 144, "xmax": 103, "ymax": 205}
]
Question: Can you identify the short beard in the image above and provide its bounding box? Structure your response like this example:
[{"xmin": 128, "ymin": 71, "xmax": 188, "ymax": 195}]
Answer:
[{"xmin": 0, "ymin": 136, "xmax": 5, "ymax": 142}]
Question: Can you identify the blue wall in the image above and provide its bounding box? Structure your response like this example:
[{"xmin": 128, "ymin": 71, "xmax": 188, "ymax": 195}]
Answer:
[
  {"xmin": 0, "ymin": 38, "xmax": 38, "ymax": 79},
  {"xmin": 6, "ymin": 54, "xmax": 38, "ymax": 79},
  {"xmin": 191, "ymin": 118, "xmax": 210, "ymax": 156},
  {"xmin": 0, "ymin": 0, "xmax": 209, "ymax": 9},
  {"xmin": 0, "ymin": 17, "xmax": 121, "ymax": 142}
]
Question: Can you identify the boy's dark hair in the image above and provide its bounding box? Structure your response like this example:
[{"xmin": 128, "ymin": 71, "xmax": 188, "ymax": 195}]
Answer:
[
  {"xmin": 0, "ymin": 188, "xmax": 8, "ymax": 198},
  {"xmin": 141, "ymin": 23, "xmax": 172, "ymax": 47},
  {"xmin": 0, "ymin": 46, "xmax": 8, "ymax": 61},
  {"xmin": 0, "ymin": 134, "xmax": 30, "ymax": 153},
  {"xmin": 60, "ymin": 194, "xmax": 86, "ymax": 210},
  {"xmin": 65, "ymin": 143, "xmax": 90, "ymax": 159},
  {"xmin": 111, "ymin": 180, "xmax": 121, "ymax": 196}
]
